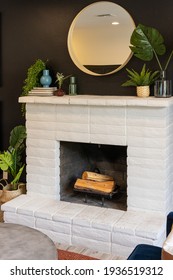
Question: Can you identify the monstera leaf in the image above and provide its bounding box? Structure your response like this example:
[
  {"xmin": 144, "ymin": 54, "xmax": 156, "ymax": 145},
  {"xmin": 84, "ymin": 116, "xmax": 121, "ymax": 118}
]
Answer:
[{"xmin": 130, "ymin": 24, "xmax": 167, "ymax": 70}]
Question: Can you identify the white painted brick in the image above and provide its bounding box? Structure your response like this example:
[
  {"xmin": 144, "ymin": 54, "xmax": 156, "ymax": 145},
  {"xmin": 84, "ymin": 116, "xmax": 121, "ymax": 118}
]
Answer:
[
  {"xmin": 127, "ymin": 157, "xmax": 167, "ymax": 169},
  {"xmin": 73, "ymin": 205, "xmax": 105, "ymax": 227},
  {"xmin": 126, "ymin": 106, "xmax": 167, "ymax": 117},
  {"xmin": 127, "ymin": 117, "xmax": 167, "ymax": 128},
  {"xmin": 91, "ymin": 208, "xmax": 124, "ymax": 231},
  {"xmin": 27, "ymin": 165, "xmax": 57, "ymax": 177},
  {"xmin": 90, "ymin": 124, "xmax": 125, "ymax": 135},
  {"xmin": 135, "ymin": 213, "xmax": 165, "ymax": 240},
  {"xmin": 90, "ymin": 107, "xmax": 125, "ymax": 124},
  {"xmin": 17, "ymin": 197, "xmax": 48, "ymax": 216},
  {"xmin": 26, "ymin": 183, "xmax": 59, "ymax": 198},
  {"xmin": 128, "ymin": 166, "xmax": 166, "ymax": 180},
  {"xmin": 128, "ymin": 186, "xmax": 167, "ymax": 201},
  {"xmin": 27, "ymin": 174, "xmax": 57, "ymax": 186},
  {"xmin": 35, "ymin": 201, "xmax": 69, "ymax": 220},
  {"xmin": 27, "ymin": 190, "xmax": 59, "ymax": 200},
  {"xmin": 3, "ymin": 212, "xmax": 35, "ymax": 228},
  {"xmin": 56, "ymin": 105, "xmax": 89, "ymax": 124},
  {"xmin": 56, "ymin": 131, "xmax": 90, "ymax": 143},
  {"xmin": 1, "ymin": 194, "xmax": 32, "ymax": 212},
  {"xmin": 27, "ymin": 157, "xmax": 58, "ymax": 168},
  {"xmin": 112, "ymin": 232, "xmax": 153, "ymax": 247},
  {"xmin": 127, "ymin": 126, "xmax": 167, "ymax": 138},
  {"xmin": 53, "ymin": 203, "xmax": 87, "ymax": 223},
  {"xmin": 90, "ymin": 134, "xmax": 126, "ymax": 146},
  {"xmin": 39, "ymin": 228, "xmax": 71, "ymax": 245},
  {"xmin": 127, "ymin": 176, "xmax": 167, "ymax": 191},
  {"xmin": 72, "ymin": 236, "xmax": 111, "ymax": 254},
  {"xmin": 127, "ymin": 146, "xmax": 168, "ymax": 160},
  {"xmin": 26, "ymin": 120, "xmax": 56, "ymax": 131},
  {"xmin": 127, "ymin": 136, "xmax": 168, "ymax": 149},
  {"xmin": 35, "ymin": 218, "xmax": 71, "ymax": 234},
  {"xmin": 127, "ymin": 196, "xmax": 168, "ymax": 213},
  {"xmin": 112, "ymin": 211, "xmax": 147, "ymax": 235},
  {"xmin": 72, "ymin": 225, "xmax": 111, "ymax": 242},
  {"xmin": 27, "ymin": 138, "xmax": 57, "ymax": 149},
  {"xmin": 111, "ymin": 243, "xmax": 135, "ymax": 259},
  {"xmin": 27, "ymin": 147, "xmax": 57, "ymax": 159},
  {"xmin": 26, "ymin": 104, "xmax": 57, "ymax": 121},
  {"xmin": 56, "ymin": 122, "xmax": 89, "ymax": 133},
  {"xmin": 27, "ymin": 128, "xmax": 56, "ymax": 140}
]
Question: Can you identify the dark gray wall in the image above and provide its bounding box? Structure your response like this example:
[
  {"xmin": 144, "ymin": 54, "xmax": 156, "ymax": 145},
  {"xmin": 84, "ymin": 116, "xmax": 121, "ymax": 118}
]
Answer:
[{"xmin": 0, "ymin": 0, "xmax": 173, "ymax": 148}]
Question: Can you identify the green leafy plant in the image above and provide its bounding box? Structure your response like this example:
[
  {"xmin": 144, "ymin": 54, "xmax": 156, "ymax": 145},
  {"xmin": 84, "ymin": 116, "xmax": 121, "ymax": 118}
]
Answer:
[
  {"xmin": 0, "ymin": 125, "xmax": 26, "ymax": 189},
  {"xmin": 21, "ymin": 59, "xmax": 46, "ymax": 115},
  {"xmin": 130, "ymin": 24, "xmax": 173, "ymax": 71},
  {"xmin": 122, "ymin": 64, "xmax": 159, "ymax": 87},
  {"xmin": 55, "ymin": 72, "xmax": 71, "ymax": 89}
]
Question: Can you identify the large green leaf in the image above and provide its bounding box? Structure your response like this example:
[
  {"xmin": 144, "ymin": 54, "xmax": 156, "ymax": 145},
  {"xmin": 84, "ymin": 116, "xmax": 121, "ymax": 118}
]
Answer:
[
  {"xmin": 11, "ymin": 164, "xmax": 25, "ymax": 185},
  {"xmin": 130, "ymin": 24, "xmax": 166, "ymax": 62},
  {"xmin": 0, "ymin": 152, "xmax": 13, "ymax": 171},
  {"xmin": 9, "ymin": 125, "xmax": 26, "ymax": 150}
]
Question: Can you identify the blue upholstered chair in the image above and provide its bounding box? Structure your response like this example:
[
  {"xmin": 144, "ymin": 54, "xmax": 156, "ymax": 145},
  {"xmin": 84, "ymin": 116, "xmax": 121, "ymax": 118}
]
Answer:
[{"xmin": 127, "ymin": 212, "xmax": 173, "ymax": 260}]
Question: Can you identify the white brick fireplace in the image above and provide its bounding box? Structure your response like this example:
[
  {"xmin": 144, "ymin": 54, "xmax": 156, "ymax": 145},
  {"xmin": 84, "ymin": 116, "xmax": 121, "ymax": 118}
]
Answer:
[{"xmin": 2, "ymin": 95, "xmax": 173, "ymax": 258}]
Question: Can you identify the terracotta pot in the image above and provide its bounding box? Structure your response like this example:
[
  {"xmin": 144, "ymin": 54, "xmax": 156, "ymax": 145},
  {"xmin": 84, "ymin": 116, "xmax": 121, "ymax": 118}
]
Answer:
[{"xmin": 54, "ymin": 89, "xmax": 65, "ymax": 96}]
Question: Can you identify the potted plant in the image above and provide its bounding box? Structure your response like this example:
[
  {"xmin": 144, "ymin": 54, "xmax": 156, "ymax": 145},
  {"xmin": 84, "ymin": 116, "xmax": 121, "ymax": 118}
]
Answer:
[
  {"xmin": 54, "ymin": 72, "xmax": 71, "ymax": 96},
  {"xmin": 21, "ymin": 59, "xmax": 46, "ymax": 115},
  {"xmin": 122, "ymin": 64, "xmax": 159, "ymax": 97},
  {"xmin": 130, "ymin": 24, "xmax": 173, "ymax": 97},
  {"xmin": 0, "ymin": 125, "xmax": 27, "ymax": 203}
]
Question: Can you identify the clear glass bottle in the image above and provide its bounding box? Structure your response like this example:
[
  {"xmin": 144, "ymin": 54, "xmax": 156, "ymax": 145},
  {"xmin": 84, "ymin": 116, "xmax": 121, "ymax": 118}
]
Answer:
[
  {"xmin": 154, "ymin": 70, "xmax": 172, "ymax": 98},
  {"xmin": 69, "ymin": 76, "xmax": 77, "ymax": 95}
]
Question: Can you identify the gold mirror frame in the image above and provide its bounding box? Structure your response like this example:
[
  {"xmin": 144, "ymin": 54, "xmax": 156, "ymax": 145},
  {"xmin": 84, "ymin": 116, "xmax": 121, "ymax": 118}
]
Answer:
[{"xmin": 68, "ymin": 1, "xmax": 135, "ymax": 76}]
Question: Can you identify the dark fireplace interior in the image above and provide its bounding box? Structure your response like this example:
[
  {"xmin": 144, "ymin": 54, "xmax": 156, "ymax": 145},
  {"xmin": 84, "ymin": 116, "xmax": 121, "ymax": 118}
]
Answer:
[{"xmin": 60, "ymin": 141, "xmax": 127, "ymax": 210}]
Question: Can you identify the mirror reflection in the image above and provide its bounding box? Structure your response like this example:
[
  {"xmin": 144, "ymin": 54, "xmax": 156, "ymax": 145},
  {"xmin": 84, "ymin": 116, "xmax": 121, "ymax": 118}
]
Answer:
[{"xmin": 68, "ymin": 1, "xmax": 135, "ymax": 76}]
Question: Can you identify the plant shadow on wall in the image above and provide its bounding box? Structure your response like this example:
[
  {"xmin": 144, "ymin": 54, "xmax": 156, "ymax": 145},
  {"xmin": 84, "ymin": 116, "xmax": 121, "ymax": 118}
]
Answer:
[
  {"xmin": 123, "ymin": 23, "xmax": 173, "ymax": 97},
  {"xmin": 0, "ymin": 125, "xmax": 27, "ymax": 203}
]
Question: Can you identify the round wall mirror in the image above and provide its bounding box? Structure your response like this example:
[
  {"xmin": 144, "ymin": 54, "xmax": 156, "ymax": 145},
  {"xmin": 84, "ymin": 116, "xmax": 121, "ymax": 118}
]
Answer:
[{"xmin": 67, "ymin": 1, "xmax": 135, "ymax": 76}]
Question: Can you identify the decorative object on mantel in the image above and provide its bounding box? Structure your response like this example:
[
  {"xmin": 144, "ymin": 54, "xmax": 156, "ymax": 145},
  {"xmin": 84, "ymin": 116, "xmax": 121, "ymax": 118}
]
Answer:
[
  {"xmin": 69, "ymin": 76, "xmax": 77, "ymax": 95},
  {"xmin": 54, "ymin": 72, "xmax": 71, "ymax": 96},
  {"xmin": 40, "ymin": 69, "xmax": 52, "ymax": 88},
  {"xmin": 0, "ymin": 125, "xmax": 26, "ymax": 203},
  {"xmin": 122, "ymin": 64, "xmax": 159, "ymax": 97},
  {"xmin": 154, "ymin": 70, "xmax": 172, "ymax": 98},
  {"xmin": 130, "ymin": 24, "xmax": 173, "ymax": 97},
  {"xmin": 28, "ymin": 87, "xmax": 57, "ymax": 96},
  {"xmin": 20, "ymin": 58, "xmax": 46, "ymax": 115}
]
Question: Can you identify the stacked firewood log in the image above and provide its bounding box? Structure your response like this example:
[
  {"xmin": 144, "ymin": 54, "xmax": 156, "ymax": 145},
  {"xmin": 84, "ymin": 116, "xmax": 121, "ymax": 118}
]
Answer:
[{"xmin": 74, "ymin": 171, "xmax": 115, "ymax": 194}]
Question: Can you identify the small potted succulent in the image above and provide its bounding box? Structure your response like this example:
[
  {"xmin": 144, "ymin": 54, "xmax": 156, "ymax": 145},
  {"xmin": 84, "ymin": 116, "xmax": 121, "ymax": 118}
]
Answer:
[
  {"xmin": 122, "ymin": 64, "xmax": 159, "ymax": 97},
  {"xmin": 54, "ymin": 72, "xmax": 71, "ymax": 96}
]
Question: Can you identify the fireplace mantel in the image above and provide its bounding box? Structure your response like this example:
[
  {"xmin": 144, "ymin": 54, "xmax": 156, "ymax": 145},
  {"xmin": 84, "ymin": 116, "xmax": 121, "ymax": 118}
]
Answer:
[{"xmin": 19, "ymin": 95, "xmax": 173, "ymax": 107}]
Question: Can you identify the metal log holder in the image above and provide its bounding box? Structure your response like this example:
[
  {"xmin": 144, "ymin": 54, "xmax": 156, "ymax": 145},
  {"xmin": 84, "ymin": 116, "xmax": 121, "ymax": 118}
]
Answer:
[{"xmin": 74, "ymin": 185, "xmax": 120, "ymax": 207}]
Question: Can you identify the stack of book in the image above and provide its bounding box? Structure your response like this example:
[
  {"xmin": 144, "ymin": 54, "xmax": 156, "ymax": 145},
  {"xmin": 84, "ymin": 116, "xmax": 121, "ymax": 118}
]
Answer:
[{"xmin": 28, "ymin": 87, "xmax": 57, "ymax": 96}]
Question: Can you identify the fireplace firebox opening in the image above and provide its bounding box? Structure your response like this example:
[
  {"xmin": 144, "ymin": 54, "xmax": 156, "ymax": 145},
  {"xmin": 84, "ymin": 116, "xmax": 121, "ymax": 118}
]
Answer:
[{"xmin": 60, "ymin": 141, "xmax": 127, "ymax": 210}]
